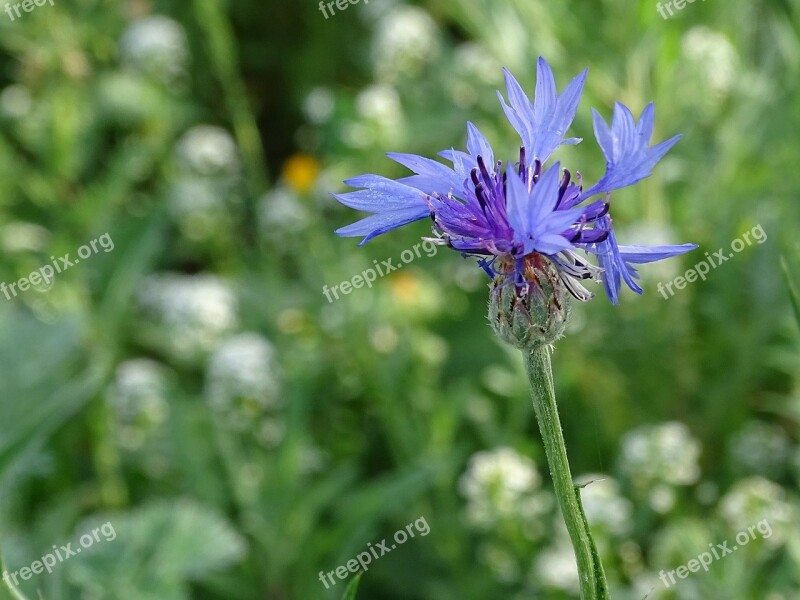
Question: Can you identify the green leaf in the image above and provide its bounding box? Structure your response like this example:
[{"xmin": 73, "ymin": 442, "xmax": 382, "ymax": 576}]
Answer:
[
  {"xmin": 339, "ymin": 573, "xmax": 362, "ymax": 600},
  {"xmin": 0, "ymin": 309, "xmax": 104, "ymax": 496},
  {"xmin": 574, "ymin": 485, "xmax": 610, "ymax": 600},
  {"xmin": 0, "ymin": 555, "xmax": 31, "ymax": 600},
  {"xmin": 781, "ymin": 256, "xmax": 800, "ymax": 330},
  {"xmin": 65, "ymin": 499, "xmax": 247, "ymax": 599}
]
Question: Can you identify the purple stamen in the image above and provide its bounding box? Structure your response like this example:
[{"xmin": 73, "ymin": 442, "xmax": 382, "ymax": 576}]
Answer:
[
  {"xmin": 532, "ymin": 159, "xmax": 542, "ymax": 183},
  {"xmin": 477, "ymin": 155, "xmax": 493, "ymax": 188}
]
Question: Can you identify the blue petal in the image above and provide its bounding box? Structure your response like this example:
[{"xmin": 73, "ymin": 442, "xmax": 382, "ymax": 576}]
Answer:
[
  {"xmin": 332, "ymin": 175, "xmax": 431, "ymax": 244},
  {"xmin": 499, "ymin": 69, "xmax": 535, "ymax": 150},
  {"xmin": 531, "ymin": 233, "xmax": 575, "ymax": 255},
  {"xmin": 437, "ymin": 122, "xmax": 498, "ymax": 184},
  {"xmin": 585, "ymin": 217, "xmax": 699, "ymax": 303},
  {"xmin": 334, "ymin": 176, "xmax": 428, "ymax": 211},
  {"xmin": 527, "ymin": 161, "xmax": 562, "ymax": 230},
  {"xmin": 581, "ymin": 102, "xmax": 681, "ymax": 199},
  {"xmin": 386, "ymin": 152, "xmax": 464, "ymax": 195},
  {"xmin": 618, "ymin": 244, "xmax": 698, "ymax": 263},
  {"xmin": 531, "ymin": 58, "xmax": 587, "ymax": 163},
  {"xmin": 506, "ymin": 163, "xmax": 580, "ymax": 255},
  {"xmin": 437, "ymin": 148, "xmax": 474, "ymax": 183},
  {"xmin": 594, "ymin": 243, "xmax": 625, "ymax": 304},
  {"xmin": 584, "ymin": 216, "xmax": 635, "ymax": 303},
  {"xmin": 335, "ymin": 206, "xmax": 431, "ymax": 245},
  {"xmin": 591, "ymin": 108, "xmax": 615, "ymax": 160},
  {"xmin": 636, "ymin": 102, "xmax": 656, "ymax": 142},
  {"xmin": 504, "ymin": 166, "xmax": 531, "ymax": 239},
  {"xmin": 465, "ymin": 122, "xmax": 495, "ymax": 167},
  {"xmin": 534, "ymin": 205, "xmax": 586, "ymax": 238},
  {"xmin": 533, "ymin": 57, "xmax": 557, "ymax": 123},
  {"xmin": 497, "ymin": 59, "xmax": 587, "ymax": 164}
]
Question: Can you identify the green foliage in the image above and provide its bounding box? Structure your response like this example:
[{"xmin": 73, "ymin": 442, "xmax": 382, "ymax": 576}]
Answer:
[
  {"xmin": 0, "ymin": 0, "xmax": 798, "ymax": 598},
  {"xmin": 340, "ymin": 573, "xmax": 362, "ymax": 600},
  {"xmin": 781, "ymin": 255, "xmax": 800, "ymax": 331},
  {"xmin": 66, "ymin": 500, "xmax": 245, "ymax": 599}
]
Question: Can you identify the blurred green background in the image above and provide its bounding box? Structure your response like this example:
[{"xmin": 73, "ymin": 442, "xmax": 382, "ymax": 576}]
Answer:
[{"xmin": 0, "ymin": 0, "xmax": 798, "ymax": 598}]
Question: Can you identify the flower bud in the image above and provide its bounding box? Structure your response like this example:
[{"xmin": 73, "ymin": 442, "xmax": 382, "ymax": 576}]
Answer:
[{"xmin": 488, "ymin": 254, "xmax": 570, "ymax": 350}]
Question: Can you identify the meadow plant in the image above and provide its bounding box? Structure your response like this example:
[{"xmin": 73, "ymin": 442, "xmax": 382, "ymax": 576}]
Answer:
[
  {"xmin": 205, "ymin": 332, "xmax": 282, "ymax": 435},
  {"xmin": 333, "ymin": 57, "xmax": 698, "ymax": 599}
]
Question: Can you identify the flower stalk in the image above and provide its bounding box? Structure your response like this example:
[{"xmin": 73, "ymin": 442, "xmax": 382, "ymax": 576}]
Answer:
[
  {"xmin": 524, "ymin": 345, "xmax": 609, "ymax": 600},
  {"xmin": 332, "ymin": 55, "xmax": 699, "ymax": 599}
]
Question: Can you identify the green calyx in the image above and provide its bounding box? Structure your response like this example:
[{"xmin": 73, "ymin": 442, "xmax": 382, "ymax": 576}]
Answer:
[{"xmin": 488, "ymin": 253, "xmax": 570, "ymax": 351}]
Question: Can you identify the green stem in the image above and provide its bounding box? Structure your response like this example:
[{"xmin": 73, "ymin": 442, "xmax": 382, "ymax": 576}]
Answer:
[
  {"xmin": 193, "ymin": 0, "xmax": 269, "ymax": 195},
  {"xmin": 523, "ymin": 346, "xmax": 608, "ymax": 600}
]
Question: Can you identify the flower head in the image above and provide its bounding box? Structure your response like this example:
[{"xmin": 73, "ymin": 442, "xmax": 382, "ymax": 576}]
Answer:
[
  {"xmin": 119, "ymin": 15, "xmax": 189, "ymax": 84},
  {"xmin": 458, "ymin": 446, "xmax": 549, "ymax": 529},
  {"xmin": 332, "ymin": 57, "xmax": 697, "ymax": 304},
  {"xmin": 106, "ymin": 359, "xmax": 170, "ymax": 451},
  {"xmin": 205, "ymin": 332, "xmax": 282, "ymax": 430},
  {"xmin": 718, "ymin": 476, "xmax": 794, "ymax": 548},
  {"xmin": 619, "ymin": 421, "xmax": 702, "ymax": 497},
  {"xmin": 136, "ymin": 273, "xmax": 238, "ymax": 361}
]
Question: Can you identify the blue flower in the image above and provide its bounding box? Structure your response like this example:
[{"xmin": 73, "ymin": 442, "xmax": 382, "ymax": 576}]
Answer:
[{"xmin": 332, "ymin": 57, "xmax": 697, "ymax": 303}]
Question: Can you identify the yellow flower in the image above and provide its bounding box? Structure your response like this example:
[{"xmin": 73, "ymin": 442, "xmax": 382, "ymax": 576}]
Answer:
[
  {"xmin": 389, "ymin": 271, "xmax": 420, "ymax": 304},
  {"xmin": 282, "ymin": 154, "xmax": 319, "ymax": 194}
]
